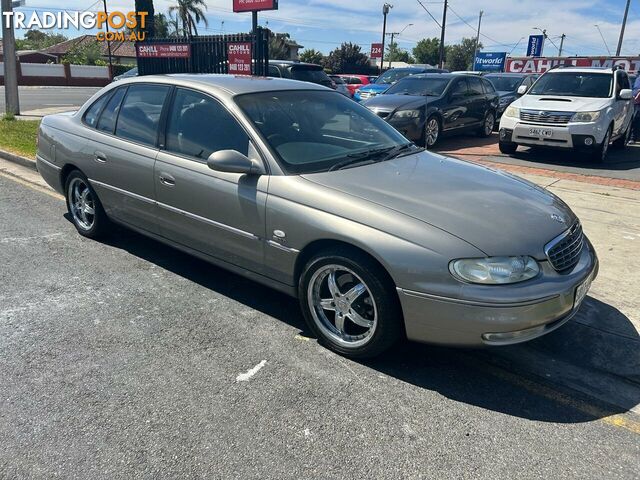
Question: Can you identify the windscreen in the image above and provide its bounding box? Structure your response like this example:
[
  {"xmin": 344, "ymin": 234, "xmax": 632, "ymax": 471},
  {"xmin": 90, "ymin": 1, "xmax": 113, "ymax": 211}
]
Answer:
[
  {"xmin": 529, "ymin": 72, "xmax": 613, "ymax": 98},
  {"xmin": 385, "ymin": 77, "xmax": 450, "ymax": 96},
  {"xmin": 485, "ymin": 75, "xmax": 524, "ymax": 92},
  {"xmin": 375, "ymin": 69, "xmax": 416, "ymax": 84},
  {"xmin": 236, "ymin": 90, "xmax": 412, "ymax": 174}
]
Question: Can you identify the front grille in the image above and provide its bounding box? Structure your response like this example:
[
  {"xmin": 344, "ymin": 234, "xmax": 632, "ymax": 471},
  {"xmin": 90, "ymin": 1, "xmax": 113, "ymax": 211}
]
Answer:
[
  {"xmin": 545, "ymin": 222, "xmax": 584, "ymax": 272},
  {"xmin": 520, "ymin": 109, "xmax": 574, "ymax": 125}
]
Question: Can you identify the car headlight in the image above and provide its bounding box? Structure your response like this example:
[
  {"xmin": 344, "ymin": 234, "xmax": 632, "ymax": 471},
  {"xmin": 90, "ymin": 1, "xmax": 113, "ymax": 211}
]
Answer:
[
  {"xmin": 450, "ymin": 256, "xmax": 539, "ymax": 285},
  {"xmin": 393, "ymin": 109, "xmax": 421, "ymax": 119},
  {"xmin": 503, "ymin": 106, "xmax": 520, "ymax": 118},
  {"xmin": 570, "ymin": 111, "xmax": 601, "ymax": 123}
]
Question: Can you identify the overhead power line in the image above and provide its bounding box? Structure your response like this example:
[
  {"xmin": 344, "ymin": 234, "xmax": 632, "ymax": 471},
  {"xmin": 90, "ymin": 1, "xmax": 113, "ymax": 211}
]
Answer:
[{"xmin": 415, "ymin": 0, "xmax": 441, "ymax": 28}]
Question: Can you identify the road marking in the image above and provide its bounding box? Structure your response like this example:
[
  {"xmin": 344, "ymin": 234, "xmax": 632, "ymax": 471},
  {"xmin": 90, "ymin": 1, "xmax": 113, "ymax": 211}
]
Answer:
[
  {"xmin": 0, "ymin": 170, "xmax": 63, "ymax": 200},
  {"xmin": 465, "ymin": 355, "xmax": 640, "ymax": 435},
  {"xmin": 236, "ymin": 360, "xmax": 267, "ymax": 382}
]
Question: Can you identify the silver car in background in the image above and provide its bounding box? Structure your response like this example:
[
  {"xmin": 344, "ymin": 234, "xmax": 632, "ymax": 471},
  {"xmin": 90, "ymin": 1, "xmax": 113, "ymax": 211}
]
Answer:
[{"xmin": 36, "ymin": 75, "xmax": 598, "ymax": 358}]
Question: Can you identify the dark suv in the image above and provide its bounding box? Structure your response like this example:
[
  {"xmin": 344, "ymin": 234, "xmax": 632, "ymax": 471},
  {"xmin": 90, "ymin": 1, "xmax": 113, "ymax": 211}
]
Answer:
[
  {"xmin": 362, "ymin": 73, "xmax": 499, "ymax": 147},
  {"xmin": 268, "ymin": 60, "xmax": 335, "ymax": 89}
]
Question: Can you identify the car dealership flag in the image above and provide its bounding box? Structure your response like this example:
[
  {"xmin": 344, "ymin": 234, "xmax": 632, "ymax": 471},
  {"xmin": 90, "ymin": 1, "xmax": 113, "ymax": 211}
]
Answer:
[
  {"xmin": 473, "ymin": 52, "xmax": 507, "ymax": 72},
  {"xmin": 526, "ymin": 35, "xmax": 545, "ymax": 57}
]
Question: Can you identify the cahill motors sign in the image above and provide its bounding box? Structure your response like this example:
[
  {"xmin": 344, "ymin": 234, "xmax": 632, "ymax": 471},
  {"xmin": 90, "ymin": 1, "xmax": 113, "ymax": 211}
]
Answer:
[
  {"xmin": 473, "ymin": 52, "xmax": 507, "ymax": 72},
  {"xmin": 506, "ymin": 57, "xmax": 640, "ymax": 74}
]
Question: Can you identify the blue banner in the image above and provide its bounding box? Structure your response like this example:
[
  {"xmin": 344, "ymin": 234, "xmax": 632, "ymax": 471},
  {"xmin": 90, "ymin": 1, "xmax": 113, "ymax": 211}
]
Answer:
[
  {"xmin": 526, "ymin": 35, "xmax": 545, "ymax": 57},
  {"xmin": 473, "ymin": 52, "xmax": 507, "ymax": 72}
]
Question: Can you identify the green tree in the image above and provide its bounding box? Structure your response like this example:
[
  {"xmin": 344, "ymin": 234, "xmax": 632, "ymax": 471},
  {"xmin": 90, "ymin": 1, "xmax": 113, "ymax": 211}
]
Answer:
[
  {"xmin": 445, "ymin": 37, "xmax": 482, "ymax": 71},
  {"xmin": 62, "ymin": 40, "xmax": 105, "ymax": 66},
  {"xmin": 169, "ymin": 0, "xmax": 208, "ymax": 37},
  {"xmin": 413, "ymin": 37, "xmax": 440, "ymax": 65},
  {"xmin": 385, "ymin": 42, "xmax": 413, "ymax": 64},
  {"xmin": 268, "ymin": 32, "xmax": 292, "ymax": 60},
  {"xmin": 153, "ymin": 13, "xmax": 169, "ymax": 38},
  {"xmin": 299, "ymin": 48, "xmax": 324, "ymax": 65},
  {"xmin": 323, "ymin": 42, "xmax": 370, "ymax": 73},
  {"xmin": 16, "ymin": 30, "xmax": 67, "ymax": 50},
  {"xmin": 135, "ymin": 0, "xmax": 155, "ymax": 38}
]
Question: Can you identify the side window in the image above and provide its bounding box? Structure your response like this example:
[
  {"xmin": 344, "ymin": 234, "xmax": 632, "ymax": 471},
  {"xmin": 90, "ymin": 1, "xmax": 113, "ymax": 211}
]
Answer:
[
  {"xmin": 166, "ymin": 88, "xmax": 249, "ymax": 160},
  {"xmin": 115, "ymin": 84, "xmax": 170, "ymax": 146},
  {"xmin": 617, "ymin": 71, "xmax": 630, "ymax": 91},
  {"xmin": 350, "ymin": 77, "xmax": 362, "ymax": 85},
  {"xmin": 97, "ymin": 87, "xmax": 126, "ymax": 134},
  {"xmin": 451, "ymin": 79, "xmax": 469, "ymax": 96},
  {"xmin": 268, "ymin": 65, "xmax": 281, "ymax": 78},
  {"xmin": 84, "ymin": 92, "xmax": 111, "ymax": 128},
  {"xmin": 481, "ymin": 78, "xmax": 495, "ymax": 94},
  {"xmin": 468, "ymin": 77, "xmax": 484, "ymax": 95}
]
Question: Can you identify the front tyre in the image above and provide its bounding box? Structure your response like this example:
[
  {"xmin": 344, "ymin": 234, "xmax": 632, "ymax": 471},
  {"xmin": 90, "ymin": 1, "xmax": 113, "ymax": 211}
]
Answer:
[
  {"xmin": 423, "ymin": 115, "xmax": 441, "ymax": 149},
  {"xmin": 590, "ymin": 127, "xmax": 611, "ymax": 163},
  {"xmin": 499, "ymin": 141, "xmax": 518, "ymax": 154},
  {"xmin": 65, "ymin": 170, "xmax": 110, "ymax": 239},
  {"xmin": 298, "ymin": 248, "xmax": 403, "ymax": 358}
]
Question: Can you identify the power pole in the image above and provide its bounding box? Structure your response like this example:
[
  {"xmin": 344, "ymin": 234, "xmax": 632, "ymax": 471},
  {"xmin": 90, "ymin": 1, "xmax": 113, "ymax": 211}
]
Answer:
[
  {"xmin": 558, "ymin": 33, "xmax": 566, "ymax": 56},
  {"xmin": 1, "ymin": 0, "xmax": 20, "ymax": 115},
  {"xmin": 616, "ymin": 0, "xmax": 631, "ymax": 56},
  {"xmin": 438, "ymin": 0, "xmax": 448, "ymax": 69},
  {"xmin": 102, "ymin": 0, "xmax": 113, "ymax": 74},
  {"xmin": 386, "ymin": 32, "xmax": 397, "ymax": 68},
  {"xmin": 380, "ymin": 3, "xmax": 392, "ymax": 73},
  {"xmin": 473, "ymin": 10, "xmax": 484, "ymax": 70}
]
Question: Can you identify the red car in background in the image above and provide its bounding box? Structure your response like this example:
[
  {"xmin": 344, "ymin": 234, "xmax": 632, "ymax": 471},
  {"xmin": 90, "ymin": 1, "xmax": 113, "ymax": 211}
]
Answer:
[{"xmin": 337, "ymin": 74, "xmax": 373, "ymax": 96}]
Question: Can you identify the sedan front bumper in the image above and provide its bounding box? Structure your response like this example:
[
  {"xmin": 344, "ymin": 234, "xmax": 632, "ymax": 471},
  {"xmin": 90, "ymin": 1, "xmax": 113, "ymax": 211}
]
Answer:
[{"xmin": 397, "ymin": 248, "xmax": 599, "ymax": 347}]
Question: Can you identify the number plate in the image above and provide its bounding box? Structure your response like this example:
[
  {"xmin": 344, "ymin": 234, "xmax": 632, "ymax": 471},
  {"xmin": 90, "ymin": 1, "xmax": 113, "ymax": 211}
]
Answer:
[
  {"xmin": 529, "ymin": 128, "xmax": 553, "ymax": 138},
  {"xmin": 574, "ymin": 272, "xmax": 594, "ymax": 308}
]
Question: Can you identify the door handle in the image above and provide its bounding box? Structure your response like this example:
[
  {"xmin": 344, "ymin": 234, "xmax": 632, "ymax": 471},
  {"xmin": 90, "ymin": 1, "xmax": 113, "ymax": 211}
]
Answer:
[
  {"xmin": 159, "ymin": 173, "xmax": 176, "ymax": 186},
  {"xmin": 94, "ymin": 151, "xmax": 107, "ymax": 163}
]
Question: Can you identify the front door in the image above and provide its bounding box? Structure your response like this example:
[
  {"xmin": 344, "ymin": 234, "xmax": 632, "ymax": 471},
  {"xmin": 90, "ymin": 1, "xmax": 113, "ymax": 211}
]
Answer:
[{"xmin": 154, "ymin": 87, "xmax": 268, "ymax": 274}]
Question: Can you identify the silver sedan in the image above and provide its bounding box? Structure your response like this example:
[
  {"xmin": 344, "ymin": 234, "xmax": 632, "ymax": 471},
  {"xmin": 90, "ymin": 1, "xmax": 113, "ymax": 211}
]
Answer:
[{"xmin": 36, "ymin": 75, "xmax": 598, "ymax": 358}]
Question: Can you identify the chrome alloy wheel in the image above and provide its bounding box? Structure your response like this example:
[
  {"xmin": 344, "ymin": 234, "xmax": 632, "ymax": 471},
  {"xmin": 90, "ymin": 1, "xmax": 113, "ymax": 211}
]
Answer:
[
  {"xmin": 68, "ymin": 177, "xmax": 96, "ymax": 231},
  {"xmin": 425, "ymin": 117, "xmax": 440, "ymax": 147},
  {"xmin": 307, "ymin": 265, "xmax": 378, "ymax": 348}
]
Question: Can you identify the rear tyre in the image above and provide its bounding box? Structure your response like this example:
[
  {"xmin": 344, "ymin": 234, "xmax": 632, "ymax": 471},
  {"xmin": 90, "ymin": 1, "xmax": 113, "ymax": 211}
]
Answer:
[
  {"xmin": 478, "ymin": 111, "xmax": 496, "ymax": 138},
  {"xmin": 298, "ymin": 247, "xmax": 403, "ymax": 359},
  {"xmin": 499, "ymin": 141, "xmax": 518, "ymax": 154},
  {"xmin": 65, "ymin": 170, "xmax": 110, "ymax": 239},
  {"xmin": 590, "ymin": 127, "xmax": 611, "ymax": 163}
]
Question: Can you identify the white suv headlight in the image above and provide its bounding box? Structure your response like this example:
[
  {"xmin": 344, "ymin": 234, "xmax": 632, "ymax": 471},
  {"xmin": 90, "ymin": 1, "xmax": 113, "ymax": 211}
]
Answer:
[
  {"xmin": 571, "ymin": 111, "xmax": 601, "ymax": 123},
  {"xmin": 450, "ymin": 256, "xmax": 539, "ymax": 285},
  {"xmin": 503, "ymin": 106, "xmax": 520, "ymax": 119}
]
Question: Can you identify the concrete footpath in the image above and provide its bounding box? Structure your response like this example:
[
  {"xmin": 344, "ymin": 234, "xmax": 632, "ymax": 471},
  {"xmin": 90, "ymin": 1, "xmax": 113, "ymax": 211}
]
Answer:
[{"xmin": 1, "ymin": 150, "xmax": 639, "ymax": 418}]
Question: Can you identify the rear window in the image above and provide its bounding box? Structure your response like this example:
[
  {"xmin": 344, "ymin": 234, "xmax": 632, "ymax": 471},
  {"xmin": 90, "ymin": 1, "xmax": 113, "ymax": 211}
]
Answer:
[
  {"xmin": 97, "ymin": 88, "xmax": 126, "ymax": 134},
  {"xmin": 84, "ymin": 92, "xmax": 111, "ymax": 128},
  {"xmin": 290, "ymin": 66, "xmax": 332, "ymax": 86},
  {"xmin": 115, "ymin": 84, "xmax": 170, "ymax": 146}
]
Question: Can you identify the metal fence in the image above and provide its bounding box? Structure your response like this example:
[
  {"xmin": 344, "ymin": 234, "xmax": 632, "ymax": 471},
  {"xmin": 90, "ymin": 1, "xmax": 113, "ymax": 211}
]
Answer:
[{"xmin": 136, "ymin": 29, "xmax": 269, "ymax": 77}]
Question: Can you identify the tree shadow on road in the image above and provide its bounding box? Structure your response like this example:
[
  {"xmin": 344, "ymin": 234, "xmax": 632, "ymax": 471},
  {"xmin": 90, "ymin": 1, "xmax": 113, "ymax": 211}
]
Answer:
[{"xmin": 100, "ymin": 223, "xmax": 640, "ymax": 426}]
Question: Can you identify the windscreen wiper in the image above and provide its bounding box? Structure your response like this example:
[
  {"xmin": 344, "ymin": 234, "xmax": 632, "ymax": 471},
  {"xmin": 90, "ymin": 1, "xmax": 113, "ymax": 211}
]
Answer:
[
  {"xmin": 328, "ymin": 146, "xmax": 394, "ymax": 171},
  {"xmin": 379, "ymin": 143, "xmax": 424, "ymax": 162}
]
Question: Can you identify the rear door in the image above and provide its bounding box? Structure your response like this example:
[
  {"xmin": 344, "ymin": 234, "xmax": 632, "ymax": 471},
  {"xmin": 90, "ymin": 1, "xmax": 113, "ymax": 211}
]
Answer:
[
  {"xmin": 442, "ymin": 78, "xmax": 471, "ymax": 131},
  {"xmin": 82, "ymin": 83, "xmax": 170, "ymax": 233},
  {"xmin": 467, "ymin": 76, "xmax": 488, "ymax": 126},
  {"xmin": 154, "ymin": 87, "xmax": 268, "ymax": 273}
]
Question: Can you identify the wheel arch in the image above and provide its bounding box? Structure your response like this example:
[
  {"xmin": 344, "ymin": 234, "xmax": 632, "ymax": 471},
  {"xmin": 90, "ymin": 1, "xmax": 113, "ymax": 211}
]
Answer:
[{"xmin": 60, "ymin": 163, "xmax": 82, "ymax": 191}]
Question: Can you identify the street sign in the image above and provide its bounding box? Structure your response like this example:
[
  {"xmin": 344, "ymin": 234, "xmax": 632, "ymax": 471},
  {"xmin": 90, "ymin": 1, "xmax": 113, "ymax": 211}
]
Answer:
[
  {"xmin": 473, "ymin": 52, "xmax": 507, "ymax": 72},
  {"xmin": 233, "ymin": 0, "xmax": 278, "ymax": 12},
  {"xmin": 136, "ymin": 43, "xmax": 191, "ymax": 58},
  {"xmin": 228, "ymin": 42, "xmax": 252, "ymax": 74},
  {"xmin": 526, "ymin": 35, "xmax": 545, "ymax": 57},
  {"xmin": 370, "ymin": 43, "xmax": 383, "ymax": 59}
]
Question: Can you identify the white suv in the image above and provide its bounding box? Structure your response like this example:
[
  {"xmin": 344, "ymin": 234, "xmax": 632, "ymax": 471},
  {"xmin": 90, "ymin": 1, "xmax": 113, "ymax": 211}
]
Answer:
[{"xmin": 498, "ymin": 67, "xmax": 634, "ymax": 162}]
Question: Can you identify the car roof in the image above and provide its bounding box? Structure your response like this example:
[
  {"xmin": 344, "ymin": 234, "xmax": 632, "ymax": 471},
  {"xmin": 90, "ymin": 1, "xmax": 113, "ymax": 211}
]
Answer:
[
  {"xmin": 485, "ymin": 72, "xmax": 533, "ymax": 76},
  {"xmin": 546, "ymin": 67, "xmax": 613, "ymax": 74},
  {"xmin": 410, "ymin": 73, "xmax": 462, "ymax": 80},
  {"xmin": 118, "ymin": 73, "xmax": 328, "ymax": 96},
  {"xmin": 268, "ymin": 60, "xmax": 321, "ymax": 68}
]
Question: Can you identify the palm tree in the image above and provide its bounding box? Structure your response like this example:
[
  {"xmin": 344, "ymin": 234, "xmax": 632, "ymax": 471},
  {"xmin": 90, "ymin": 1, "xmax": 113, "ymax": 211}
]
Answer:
[{"xmin": 169, "ymin": 0, "xmax": 209, "ymax": 37}]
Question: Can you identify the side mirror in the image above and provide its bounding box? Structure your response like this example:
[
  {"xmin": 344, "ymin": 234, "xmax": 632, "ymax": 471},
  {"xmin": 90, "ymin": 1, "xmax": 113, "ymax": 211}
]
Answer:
[
  {"xmin": 517, "ymin": 85, "xmax": 528, "ymax": 95},
  {"xmin": 207, "ymin": 150, "xmax": 265, "ymax": 175},
  {"xmin": 619, "ymin": 89, "xmax": 632, "ymax": 100}
]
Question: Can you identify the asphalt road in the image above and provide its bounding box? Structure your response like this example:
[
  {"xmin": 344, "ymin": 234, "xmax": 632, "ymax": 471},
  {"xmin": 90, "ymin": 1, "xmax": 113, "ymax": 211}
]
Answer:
[
  {"xmin": 0, "ymin": 86, "xmax": 101, "ymax": 115},
  {"xmin": 1, "ymin": 171, "xmax": 639, "ymax": 479}
]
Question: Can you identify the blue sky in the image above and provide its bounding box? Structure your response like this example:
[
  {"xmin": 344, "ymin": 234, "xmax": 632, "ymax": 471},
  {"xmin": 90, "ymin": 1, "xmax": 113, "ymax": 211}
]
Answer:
[{"xmin": 11, "ymin": 0, "xmax": 640, "ymax": 57}]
